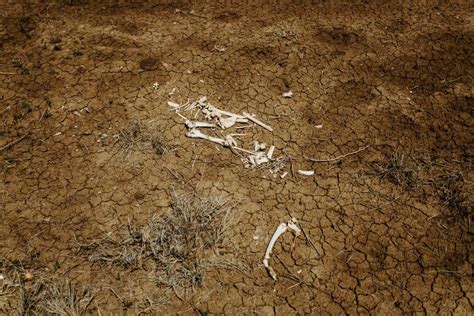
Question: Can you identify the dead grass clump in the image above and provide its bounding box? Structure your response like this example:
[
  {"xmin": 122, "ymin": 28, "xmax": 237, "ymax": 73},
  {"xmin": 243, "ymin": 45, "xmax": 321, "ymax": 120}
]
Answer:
[
  {"xmin": 17, "ymin": 282, "xmax": 44, "ymax": 315},
  {"xmin": 434, "ymin": 172, "xmax": 472, "ymax": 222},
  {"xmin": 117, "ymin": 120, "xmax": 167, "ymax": 156},
  {"xmin": 377, "ymin": 152, "xmax": 418, "ymax": 189},
  {"xmin": 43, "ymin": 281, "xmax": 95, "ymax": 316},
  {"xmin": 84, "ymin": 194, "xmax": 233, "ymax": 288}
]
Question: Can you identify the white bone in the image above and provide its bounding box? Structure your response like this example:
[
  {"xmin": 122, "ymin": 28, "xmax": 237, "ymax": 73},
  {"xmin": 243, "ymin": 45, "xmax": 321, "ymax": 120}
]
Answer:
[
  {"xmin": 185, "ymin": 120, "xmax": 216, "ymax": 129},
  {"xmin": 243, "ymin": 112, "xmax": 273, "ymax": 132},
  {"xmin": 186, "ymin": 129, "xmax": 226, "ymax": 146},
  {"xmin": 282, "ymin": 91, "xmax": 293, "ymax": 98},
  {"xmin": 287, "ymin": 218, "xmax": 301, "ymax": 235},
  {"xmin": 224, "ymin": 135, "xmax": 237, "ymax": 147},
  {"xmin": 213, "ymin": 108, "xmax": 246, "ymax": 119},
  {"xmin": 198, "ymin": 96, "xmax": 207, "ymax": 106},
  {"xmin": 267, "ymin": 145, "xmax": 275, "ymax": 160},
  {"xmin": 232, "ymin": 146, "xmax": 255, "ymax": 155},
  {"xmin": 297, "ymin": 170, "xmax": 314, "ymax": 176},
  {"xmin": 254, "ymin": 141, "xmax": 266, "ymax": 151},
  {"xmin": 167, "ymin": 101, "xmax": 180, "ymax": 109},
  {"xmin": 218, "ymin": 116, "xmax": 237, "ymax": 129},
  {"xmin": 263, "ymin": 218, "xmax": 300, "ymax": 280},
  {"xmin": 254, "ymin": 151, "xmax": 269, "ymax": 165}
]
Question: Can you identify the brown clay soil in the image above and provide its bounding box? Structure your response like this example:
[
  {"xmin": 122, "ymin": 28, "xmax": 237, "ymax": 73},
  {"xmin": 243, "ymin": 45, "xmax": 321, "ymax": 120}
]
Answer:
[{"xmin": 1, "ymin": 1, "xmax": 473, "ymax": 315}]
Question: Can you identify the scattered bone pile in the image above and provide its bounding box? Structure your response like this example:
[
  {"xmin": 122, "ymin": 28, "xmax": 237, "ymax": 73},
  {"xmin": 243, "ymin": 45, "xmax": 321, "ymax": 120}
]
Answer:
[{"xmin": 168, "ymin": 96, "xmax": 286, "ymax": 175}]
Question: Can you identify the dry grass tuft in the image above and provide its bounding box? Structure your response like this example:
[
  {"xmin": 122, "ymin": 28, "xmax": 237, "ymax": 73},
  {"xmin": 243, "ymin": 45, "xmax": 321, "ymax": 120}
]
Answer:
[
  {"xmin": 17, "ymin": 282, "xmax": 44, "ymax": 315},
  {"xmin": 434, "ymin": 171, "xmax": 472, "ymax": 223},
  {"xmin": 83, "ymin": 193, "xmax": 235, "ymax": 288},
  {"xmin": 117, "ymin": 120, "xmax": 167, "ymax": 156},
  {"xmin": 377, "ymin": 151, "xmax": 419, "ymax": 189},
  {"xmin": 43, "ymin": 281, "xmax": 95, "ymax": 316}
]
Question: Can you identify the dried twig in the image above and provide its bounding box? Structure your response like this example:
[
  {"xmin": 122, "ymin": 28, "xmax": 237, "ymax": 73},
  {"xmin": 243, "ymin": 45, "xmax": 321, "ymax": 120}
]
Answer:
[
  {"xmin": 1, "ymin": 131, "xmax": 30, "ymax": 152},
  {"xmin": 305, "ymin": 145, "xmax": 369, "ymax": 163},
  {"xmin": 300, "ymin": 225, "xmax": 321, "ymax": 257}
]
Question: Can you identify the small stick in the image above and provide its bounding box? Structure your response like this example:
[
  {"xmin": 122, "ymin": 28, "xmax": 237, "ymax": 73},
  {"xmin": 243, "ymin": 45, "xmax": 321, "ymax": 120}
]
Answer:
[
  {"xmin": 305, "ymin": 145, "xmax": 369, "ymax": 163},
  {"xmin": 300, "ymin": 225, "xmax": 321, "ymax": 257},
  {"xmin": 110, "ymin": 288, "xmax": 125, "ymax": 305},
  {"xmin": 242, "ymin": 112, "xmax": 273, "ymax": 132},
  {"xmin": 0, "ymin": 71, "xmax": 15, "ymax": 75},
  {"xmin": 1, "ymin": 132, "xmax": 30, "ymax": 152}
]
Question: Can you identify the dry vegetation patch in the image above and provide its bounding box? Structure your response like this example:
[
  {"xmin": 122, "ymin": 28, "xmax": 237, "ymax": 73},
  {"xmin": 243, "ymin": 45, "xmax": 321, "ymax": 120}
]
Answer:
[
  {"xmin": 82, "ymin": 194, "xmax": 237, "ymax": 288},
  {"xmin": 117, "ymin": 120, "xmax": 168, "ymax": 156}
]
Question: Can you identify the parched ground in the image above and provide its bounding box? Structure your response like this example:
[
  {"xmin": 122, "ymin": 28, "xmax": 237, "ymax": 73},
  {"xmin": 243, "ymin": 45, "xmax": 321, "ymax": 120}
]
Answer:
[{"xmin": 1, "ymin": 1, "xmax": 473, "ymax": 315}]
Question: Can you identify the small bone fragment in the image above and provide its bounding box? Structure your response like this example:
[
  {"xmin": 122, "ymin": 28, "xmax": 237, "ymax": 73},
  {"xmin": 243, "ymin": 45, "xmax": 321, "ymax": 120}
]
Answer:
[
  {"xmin": 167, "ymin": 101, "xmax": 180, "ymax": 109},
  {"xmin": 263, "ymin": 218, "xmax": 300, "ymax": 280},
  {"xmin": 186, "ymin": 129, "xmax": 226, "ymax": 146},
  {"xmin": 224, "ymin": 135, "xmax": 237, "ymax": 147},
  {"xmin": 315, "ymin": 124, "xmax": 323, "ymax": 129},
  {"xmin": 286, "ymin": 218, "xmax": 301, "ymax": 235},
  {"xmin": 280, "ymin": 171, "xmax": 288, "ymax": 178},
  {"xmin": 198, "ymin": 96, "xmax": 207, "ymax": 105},
  {"xmin": 254, "ymin": 151, "xmax": 269, "ymax": 165},
  {"xmin": 297, "ymin": 170, "xmax": 314, "ymax": 176},
  {"xmin": 267, "ymin": 145, "xmax": 275, "ymax": 160},
  {"xmin": 243, "ymin": 112, "xmax": 273, "ymax": 132},
  {"xmin": 254, "ymin": 141, "xmax": 266, "ymax": 151},
  {"xmin": 185, "ymin": 120, "xmax": 216, "ymax": 129},
  {"xmin": 282, "ymin": 91, "xmax": 293, "ymax": 98}
]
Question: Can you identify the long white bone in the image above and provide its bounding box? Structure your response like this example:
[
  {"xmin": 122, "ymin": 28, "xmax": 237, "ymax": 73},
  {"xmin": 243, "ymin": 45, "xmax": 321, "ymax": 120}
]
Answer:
[
  {"xmin": 243, "ymin": 112, "xmax": 273, "ymax": 132},
  {"xmin": 185, "ymin": 120, "xmax": 216, "ymax": 129},
  {"xmin": 186, "ymin": 129, "xmax": 226, "ymax": 146},
  {"xmin": 263, "ymin": 218, "xmax": 301, "ymax": 280}
]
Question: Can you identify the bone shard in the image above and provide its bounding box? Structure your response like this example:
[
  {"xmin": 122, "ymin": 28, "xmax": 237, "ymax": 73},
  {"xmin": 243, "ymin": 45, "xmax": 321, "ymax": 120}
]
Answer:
[
  {"xmin": 267, "ymin": 145, "xmax": 275, "ymax": 160},
  {"xmin": 167, "ymin": 101, "xmax": 180, "ymax": 109},
  {"xmin": 243, "ymin": 112, "xmax": 273, "ymax": 132},
  {"xmin": 297, "ymin": 170, "xmax": 314, "ymax": 176},
  {"xmin": 282, "ymin": 91, "xmax": 293, "ymax": 98},
  {"xmin": 263, "ymin": 218, "xmax": 300, "ymax": 280}
]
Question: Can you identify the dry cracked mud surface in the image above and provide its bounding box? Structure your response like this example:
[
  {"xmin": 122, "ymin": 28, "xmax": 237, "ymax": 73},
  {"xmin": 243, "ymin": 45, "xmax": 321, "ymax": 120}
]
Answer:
[{"xmin": 1, "ymin": 1, "xmax": 473, "ymax": 315}]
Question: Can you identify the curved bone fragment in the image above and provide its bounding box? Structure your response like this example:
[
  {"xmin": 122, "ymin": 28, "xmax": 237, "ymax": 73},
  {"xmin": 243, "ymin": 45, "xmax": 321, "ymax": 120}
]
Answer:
[
  {"xmin": 297, "ymin": 170, "xmax": 314, "ymax": 176},
  {"xmin": 263, "ymin": 218, "xmax": 301, "ymax": 280},
  {"xmin": 243, "ymin": 112, "xmax": 273, "ymax": 132}
]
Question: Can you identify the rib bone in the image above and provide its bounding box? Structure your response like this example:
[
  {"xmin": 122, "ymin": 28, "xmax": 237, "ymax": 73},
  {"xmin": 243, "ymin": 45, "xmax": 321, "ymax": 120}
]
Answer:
[{"xmin": 263, "ymin": 218, "xmax": 301, "ymax": 280}]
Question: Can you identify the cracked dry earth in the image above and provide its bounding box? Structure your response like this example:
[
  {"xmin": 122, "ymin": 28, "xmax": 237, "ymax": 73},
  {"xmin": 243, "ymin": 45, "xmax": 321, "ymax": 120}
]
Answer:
[{"xmin": 1, "ymin": 1, "xmax": 473, "ymax": 315}]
